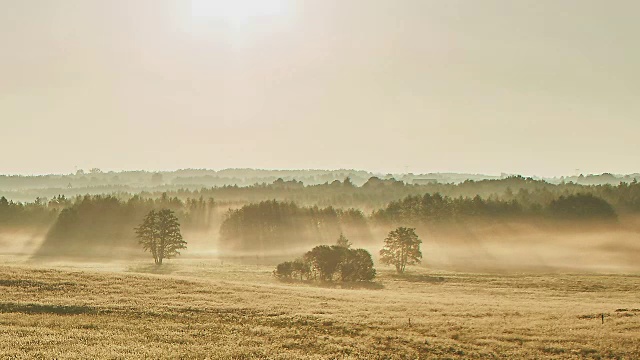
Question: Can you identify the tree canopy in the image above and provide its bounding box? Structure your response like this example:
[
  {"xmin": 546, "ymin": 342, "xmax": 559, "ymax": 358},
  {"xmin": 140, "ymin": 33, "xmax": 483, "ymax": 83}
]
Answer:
[
  {"xmin": 548, "ymin": 193, "xmax": 617, "ymax": 220},
  {"xmin": 135, "ymin": 209, "xmax": 186, "ymax": 264},
  {"xmin": 275, "ymin": 235, "xmax": 375, "ymax": 282},
  {"xmin": 219, "ymin": 200, "xmax": 370, "ymax": 252},
  {"xmin": 380, "ymin": 227, "xmax": 422, "ymax": 274}
]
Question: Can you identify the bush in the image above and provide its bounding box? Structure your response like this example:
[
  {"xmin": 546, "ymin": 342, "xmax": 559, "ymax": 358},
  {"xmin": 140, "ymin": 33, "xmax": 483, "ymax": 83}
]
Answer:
[
  {"xmin": 275, "ymin": 238, "xmax": 376, "ymax": 282},
  {"xmin": 340, "ymin": 248, "xmax": 376, "ymax": 281},
  {"xmin": 275, "ymin": 261, "xmax": 294, "ymax": 279}
]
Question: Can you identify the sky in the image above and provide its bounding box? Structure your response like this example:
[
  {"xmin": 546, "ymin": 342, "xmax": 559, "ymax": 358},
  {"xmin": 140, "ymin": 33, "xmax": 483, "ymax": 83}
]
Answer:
[{"xmin": 1, "ymin": 0, "xmax": 639, "ymax": 177}]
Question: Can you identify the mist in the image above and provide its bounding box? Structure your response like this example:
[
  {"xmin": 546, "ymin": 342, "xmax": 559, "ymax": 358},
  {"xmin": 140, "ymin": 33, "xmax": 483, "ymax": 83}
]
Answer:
[
  {"xmin": 3, "ymin": 1, "xmax": 640, "ymax": 357},
  {"xmin": 0, "ymin": 173, "xmax": 635, "ymax": 274}
]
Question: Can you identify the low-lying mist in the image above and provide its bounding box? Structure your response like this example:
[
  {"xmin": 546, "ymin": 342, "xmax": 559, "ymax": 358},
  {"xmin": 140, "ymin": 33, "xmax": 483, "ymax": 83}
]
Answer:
[
  {"xmin": 4, "ymin": 217, "xmax": 638, "ymax": 274},
  {"xmin": 2, "ymin": 186, "xmax": 638, "ymax": 274},
  {"xmin": 404, "ymin": 219, "xmax": 640, "ymax": 273}
]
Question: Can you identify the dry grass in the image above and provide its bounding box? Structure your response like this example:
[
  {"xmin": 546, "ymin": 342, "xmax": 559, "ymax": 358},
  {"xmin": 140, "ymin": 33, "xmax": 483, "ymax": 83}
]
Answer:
[{"xmin": 0, "ymin": 259, "xmax": 639, "ymax": 359}]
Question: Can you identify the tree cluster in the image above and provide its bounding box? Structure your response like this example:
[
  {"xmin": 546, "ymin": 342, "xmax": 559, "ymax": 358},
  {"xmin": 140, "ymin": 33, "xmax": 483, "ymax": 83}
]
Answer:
[
  {"xmin": 0, "ymin": 196, "xmax": 59, "ymax": 228},
  {"xmin": 35, "ymin": 194, "xmax": 215, "ymax": 258},
  {"xmin": 6, "ymin": 174, "xmax": 638, "ymax": 259},
  {"xmin": 220, "ymin": 200, "xmax": 370, "ymax": 252},
  {"xmin": 275, "ymin": 236, "xmax": 375, "ymax": 282},
  {"xmin": 373, "ymin": 192, "xmax": 618, "ymax": 224},
  {"xmin": 548, "ymin": 193, "xmax": 617, "ymax": 220}
]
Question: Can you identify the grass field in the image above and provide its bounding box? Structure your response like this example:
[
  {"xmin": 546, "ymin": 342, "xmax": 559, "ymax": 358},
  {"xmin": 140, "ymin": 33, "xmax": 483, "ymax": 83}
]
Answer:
[{"xmin": 0, "ymin": 259, "xmax": 639, "ymax": 359}]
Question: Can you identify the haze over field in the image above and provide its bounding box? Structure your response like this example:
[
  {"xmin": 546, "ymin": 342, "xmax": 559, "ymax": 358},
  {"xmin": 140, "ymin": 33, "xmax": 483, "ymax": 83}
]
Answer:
[
  {"xmin": 2, "ymin": 1, "xmax": 640, "ymax": 358},
  {"xmin": 2, "ymin": 0, "xmax": 640, "ymax": 176}
]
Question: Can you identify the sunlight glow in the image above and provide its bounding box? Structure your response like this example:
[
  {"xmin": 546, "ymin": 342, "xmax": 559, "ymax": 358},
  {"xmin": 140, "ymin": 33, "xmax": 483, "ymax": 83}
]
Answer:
[{"xmin": 190, "ymin": 0, "xmax": 288, "ymax": 27}]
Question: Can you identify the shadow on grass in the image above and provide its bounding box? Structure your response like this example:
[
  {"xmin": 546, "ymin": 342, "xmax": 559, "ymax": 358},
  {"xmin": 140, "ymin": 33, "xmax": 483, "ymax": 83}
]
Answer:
[
  {"xmin": 127, "ymin": 263, "xmax": 178, "ymax": 275},
  {"xmin": 390, "ymin": 274, "xmax": 446, "ymax": 284},
  {"xmin": 0, "ymin": 279, "xmax": 78, "ymax": 291},
  {"xmin": 0, "ymin": 302, "xmax": 99, "ymax": 315},
  {"xmin": 278, "ymin": 278, "xmax": 384, "ymax": 290}
]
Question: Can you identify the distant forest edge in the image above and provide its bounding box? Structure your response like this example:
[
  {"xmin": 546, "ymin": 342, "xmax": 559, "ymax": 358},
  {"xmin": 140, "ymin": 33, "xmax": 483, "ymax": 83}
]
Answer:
[
  {"xmin": 1, "ymin": 175, "xmax": 637, "ymax": 257},
  {"xmin": 32, "ymin": 194, "xmax": 221, "ymax": 257},
  {"xmin": 1, "ymin": 168, "xmax": 638, "ymax": 203}
]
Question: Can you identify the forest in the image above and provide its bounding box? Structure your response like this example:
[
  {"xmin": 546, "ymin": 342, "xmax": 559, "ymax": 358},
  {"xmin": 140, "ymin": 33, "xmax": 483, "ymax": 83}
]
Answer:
[{"xmin": 1, "ymin": 174, "xmax": 637, "ymax": 258}]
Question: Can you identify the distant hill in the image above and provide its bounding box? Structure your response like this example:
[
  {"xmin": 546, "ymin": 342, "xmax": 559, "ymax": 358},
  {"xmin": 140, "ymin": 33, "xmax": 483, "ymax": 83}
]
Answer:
[{"xmin": 1, "ymin": 168, "xmax": 637, "ymax": 203}]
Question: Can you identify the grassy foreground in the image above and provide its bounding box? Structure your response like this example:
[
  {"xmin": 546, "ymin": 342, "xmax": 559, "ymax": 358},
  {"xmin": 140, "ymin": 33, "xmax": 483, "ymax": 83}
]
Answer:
[{"xmin": 0, "ymin": 261, "xmax": 639, "ymax": 359}]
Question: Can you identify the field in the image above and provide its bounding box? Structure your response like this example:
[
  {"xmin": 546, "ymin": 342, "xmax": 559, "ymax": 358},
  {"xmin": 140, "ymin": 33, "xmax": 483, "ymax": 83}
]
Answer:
[{"xmin": 1, "ymin": 258, "xmax": 639, "ymax": 359}]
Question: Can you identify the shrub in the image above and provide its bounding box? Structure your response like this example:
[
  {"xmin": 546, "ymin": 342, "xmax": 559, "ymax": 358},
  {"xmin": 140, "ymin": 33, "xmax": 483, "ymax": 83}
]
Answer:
[{"xmin": 275, "ymin": 236, "xmax": 376, "ymax": 282}]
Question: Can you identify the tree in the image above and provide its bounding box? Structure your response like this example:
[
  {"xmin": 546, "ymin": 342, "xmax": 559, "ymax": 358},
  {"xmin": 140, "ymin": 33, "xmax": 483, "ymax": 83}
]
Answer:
[
  {"xmin": 277, "ymin": 245, "xmax": 376, "ymax": 283},
  {"xmin": 339, "ymin": 248, "xmax": 376, "ymax": 281},
  {"xmin": 135, "ymin": 210, "xmax": 159, "ymax": 263},
  {"xmin": 336, "ymin": 233, "xmax": 351, "ymax": 248},
  {"xmin": 274, "ymin": 259, "xmax": 311, "ymax": 280},
  {"xmin": 275, "ymin": 261, "xmax": 294, "ymax": 279},
  {"xmin": 380, "ymin": 227, "xmax": 422, "ymax": 274},
  {"xmin": 135, "ymin": 209, "xmax": 186, "ymax": 265},
  {"xmin": 305, "ymin": 245, "xmax": 343, "ymax": 281},
  {"xmin": 291, "ymin": 258, "xmax": 311, "ymax": 281}
]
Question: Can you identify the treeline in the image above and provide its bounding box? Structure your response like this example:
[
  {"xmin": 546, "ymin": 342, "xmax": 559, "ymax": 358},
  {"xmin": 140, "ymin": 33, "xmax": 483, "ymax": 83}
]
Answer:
[
  {"xmin": 4, "ymin": 177, "xmax": 631, "ymax": 229},
  {"xmin": 8, "ymin": 175, "xmax": 640, "ymax": 213},
  {"xmin": 220, "ymin": 193, "xmax": 618, "ymax": 252},
  {"xmin": 0, "ymin": 168, "xmax": 501, "ymax": 194},
  {"xmin": 186, "ymin": 176, "xmax": 640, "ymax": 212},
  {"xmin": 220, "ymin": 200, "xmax": 371, "ymax": 253},
  {"xmin": 34, "ymin": 194, "xmax": 220, "ymax": 257},
  {"xmin": 3, "ymin": 175, "xmax": 637, "ymax": 257},
  {"xmin": 0, "ymin": 196, "xmax": 59, "ymax": 228},
  {"xmin": 0, "ymin": 169, "xmax": 379, "ymax": 202},
  {"xmin": 372, "ymin": 193, "xmax": 617, "ymax": 224}
]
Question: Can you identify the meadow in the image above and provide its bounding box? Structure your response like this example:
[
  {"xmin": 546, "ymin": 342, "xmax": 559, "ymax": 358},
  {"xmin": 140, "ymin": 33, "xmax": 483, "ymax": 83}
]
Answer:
[{"xmin": 1, "ymin": 258, "xmax": 638, "ymax": 359}]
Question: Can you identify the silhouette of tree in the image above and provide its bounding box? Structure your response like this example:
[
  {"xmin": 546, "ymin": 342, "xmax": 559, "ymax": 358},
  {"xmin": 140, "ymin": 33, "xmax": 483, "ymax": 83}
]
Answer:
[
  {"xmin": 291, "ymin": 258, "xmax": 311, "ymax": 280},
  {"xmin": 305, "ymin": 245, "xmax": 343, "ymax": 281},
  {"xmin": 275, "ymin": 261, "xmax": 294, "ymax": 279},
  {"xmin": 339, "ymin": 248, "xmax": 375, "ymax": 281},
  {"xmin": 380, "ymin": 227, "xmax": 422, "ymax": 274},
  {"xmin": 135, "ymin": 209, "xmax": 186, "ymax": 264},
  {"xmin": 276, "ymin": 244, "xmax": 375, "ymax": 282},
  {"xmin": 135, "ymin": 210, "xmax": 160, "ymax": 263},
  {"xmin": 336, "ymin": 233, "xmax": 351, "ymax": 248}
]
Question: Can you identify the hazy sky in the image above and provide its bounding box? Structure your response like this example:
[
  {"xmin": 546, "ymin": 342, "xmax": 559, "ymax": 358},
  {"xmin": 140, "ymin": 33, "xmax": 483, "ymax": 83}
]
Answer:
[{"xmin": 1, "ymin": 0, "xmax": 639, "ymax": 176}]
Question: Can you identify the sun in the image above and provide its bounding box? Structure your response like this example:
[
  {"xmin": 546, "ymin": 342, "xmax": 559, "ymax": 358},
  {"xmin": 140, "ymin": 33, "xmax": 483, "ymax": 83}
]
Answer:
[{"xmin": 190, "ymin": 0, "xmax": 288, "ymax": 27}]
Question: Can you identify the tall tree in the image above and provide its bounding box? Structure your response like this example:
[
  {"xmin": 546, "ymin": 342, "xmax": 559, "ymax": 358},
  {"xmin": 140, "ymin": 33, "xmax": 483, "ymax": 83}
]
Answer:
[
  {"xmin": 379, "ymin": 227, "xmax": 422, "ymax": 274},
  {"xmin": 135, "ymin": 210, "xmax": 159, "ymax": 264},
  {"xmin": 135, "ymin": 209, "xmax": 186, "ymax": 265}
]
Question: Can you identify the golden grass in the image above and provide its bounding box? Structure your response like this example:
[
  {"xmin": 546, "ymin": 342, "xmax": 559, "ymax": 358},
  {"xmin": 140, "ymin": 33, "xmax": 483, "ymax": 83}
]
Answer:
[{"xmin": 0, "ymin": 260, "xmax": 639, "ymax": 359}]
